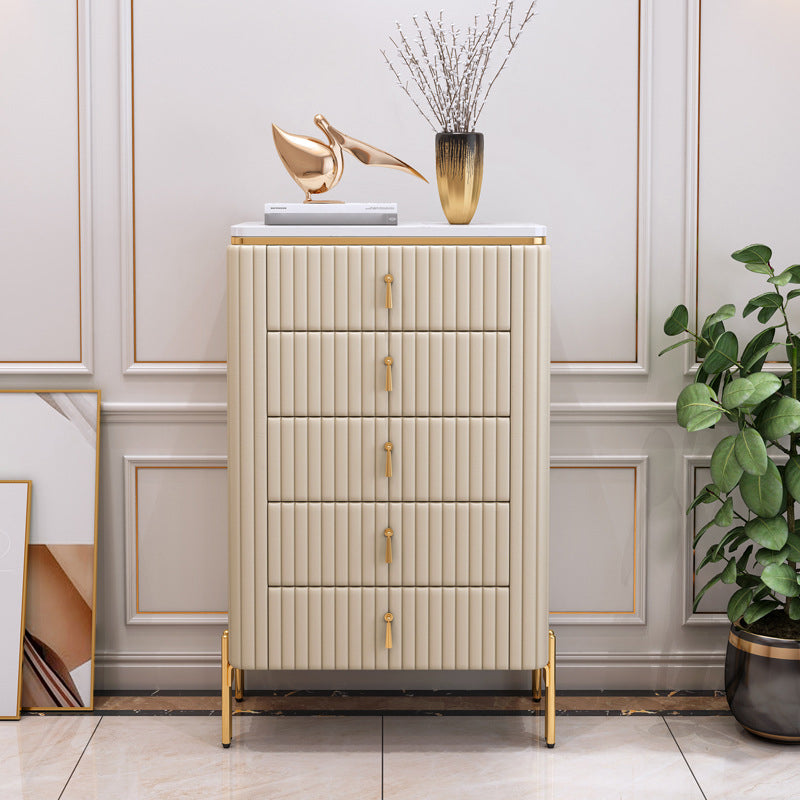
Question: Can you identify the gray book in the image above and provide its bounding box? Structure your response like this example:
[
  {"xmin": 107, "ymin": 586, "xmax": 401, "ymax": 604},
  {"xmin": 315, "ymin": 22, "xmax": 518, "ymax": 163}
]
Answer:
[{"xmin": 265, "ymin": 203, "xmax": 398, "ymax": 226}]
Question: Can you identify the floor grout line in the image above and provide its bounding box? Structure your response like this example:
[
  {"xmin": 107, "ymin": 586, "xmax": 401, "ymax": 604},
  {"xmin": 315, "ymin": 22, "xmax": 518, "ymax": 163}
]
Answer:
[
  {"xmin": 663, "ymin": 717, "xmax": 708, "ymax": 800},
  {"xmin": 57, "ymin": 716, "xmax": 102, "ymax": 800}
]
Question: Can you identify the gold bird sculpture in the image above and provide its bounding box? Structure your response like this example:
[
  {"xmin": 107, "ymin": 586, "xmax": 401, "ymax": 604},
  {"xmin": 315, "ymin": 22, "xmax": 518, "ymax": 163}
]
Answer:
[{"xmin": 272, "ymin": 114, "xmax": 427, "ymax": 202}]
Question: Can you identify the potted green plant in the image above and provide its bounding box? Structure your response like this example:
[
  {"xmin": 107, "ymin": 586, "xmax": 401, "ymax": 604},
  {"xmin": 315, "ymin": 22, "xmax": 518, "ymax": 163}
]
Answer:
[{"xmin": 661, "ymin": 243, "xmax": 800, "ymax": 742}]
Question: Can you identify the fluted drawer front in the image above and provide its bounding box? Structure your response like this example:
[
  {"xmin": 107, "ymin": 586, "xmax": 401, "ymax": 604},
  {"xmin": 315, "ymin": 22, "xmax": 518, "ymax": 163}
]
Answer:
[
  {"xmin": 261, "ymin": 587, "xmax": 510, "ymax": 670},
  {"xmin": 265, "ymin": 502, "xmax": 510, "ymax": 587},
  {"xmin": 255, "ymin": 245, "xmax": 512, "ymax": 331},
  {"xmin": 265, "ymin": 332, "xmax": 510, "ymax": 417},
  {"xmin": 388, "ymin": 332, "xmax": 510, "ymax": 416},
  {"xmin": 266, "ymin": 418, "xmax": 509, "ymax": 501}
]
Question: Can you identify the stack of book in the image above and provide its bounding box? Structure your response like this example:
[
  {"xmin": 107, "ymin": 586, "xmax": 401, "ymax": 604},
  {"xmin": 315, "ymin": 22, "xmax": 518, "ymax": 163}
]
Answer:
[{"xmin": 264, "ymin": 202, "xmax": 398, "ymax": 226}]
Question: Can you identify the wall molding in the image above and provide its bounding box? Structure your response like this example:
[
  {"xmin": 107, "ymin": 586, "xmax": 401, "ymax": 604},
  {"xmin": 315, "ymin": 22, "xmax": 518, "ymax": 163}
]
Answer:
[
  {"xmin": 552, "ymin": 0, "xmax": 652, "ymax": 375},
  {"xmin": 123, "ymin": 455, "xmax": 228, "ymax": 625},
  {"xmin": 94, "ymin": 649, "xmax": 725, "ymax": 691},
  {"xmin": 0, "ymin": 0, "xmax": 93, "ymax": 375},
  {"xmin": 550, "ymin": 456, "xmax": 647, "ymax": 625},
  {"xmin": 119, "ymin": 1, "xmax": 226, "ymax": 376},
  {"xmin": 101, "ymin": 401, "xmax": 677, "ymax": 425}
]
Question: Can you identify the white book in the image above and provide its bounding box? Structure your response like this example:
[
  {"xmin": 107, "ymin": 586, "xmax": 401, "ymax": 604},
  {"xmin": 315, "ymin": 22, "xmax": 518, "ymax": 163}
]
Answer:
[{"xmin": 265, "ymin": 202, "xmax": 398, "ymax": 226}]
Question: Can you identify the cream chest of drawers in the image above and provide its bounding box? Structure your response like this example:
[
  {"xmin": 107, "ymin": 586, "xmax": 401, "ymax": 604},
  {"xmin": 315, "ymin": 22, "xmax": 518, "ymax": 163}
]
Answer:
[{"xmin": 221, "ymin": 224, "xmax": 554, "ymax": 746}]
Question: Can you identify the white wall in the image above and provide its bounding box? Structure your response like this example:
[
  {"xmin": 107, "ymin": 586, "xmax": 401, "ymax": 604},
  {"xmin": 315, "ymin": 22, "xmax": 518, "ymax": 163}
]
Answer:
[{"xmin": 1, "ymin": 0, "xmax": 797, "ymax": 690}]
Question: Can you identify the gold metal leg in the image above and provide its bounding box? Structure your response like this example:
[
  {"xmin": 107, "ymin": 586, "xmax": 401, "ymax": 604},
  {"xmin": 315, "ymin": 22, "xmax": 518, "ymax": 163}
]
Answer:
[
  {"xmin": 221, "ymin": 630, "xmax": 233, "ymax": 748},
  {"xmin": 544, "ymin": 629, "xmax": 556, "ymax": 748},
  {"xmin": 234, "ymin": 668, "xmax": 244, "ymax": 702},
  {"xmin": 532, "ymin": 668, "xmax": 542, "ymax": 702}
]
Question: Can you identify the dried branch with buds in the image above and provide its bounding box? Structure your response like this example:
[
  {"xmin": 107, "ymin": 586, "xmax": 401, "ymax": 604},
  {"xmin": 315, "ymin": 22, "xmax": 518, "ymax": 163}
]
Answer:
[{"xmin": 381, "ymin": 1, "xmax": 537, "ymax": 133}]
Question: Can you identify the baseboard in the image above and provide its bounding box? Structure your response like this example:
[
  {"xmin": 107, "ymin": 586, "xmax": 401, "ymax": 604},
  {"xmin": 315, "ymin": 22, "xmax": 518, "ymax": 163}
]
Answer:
[{"xmin": 94, "ymin": 651, "xmax": 726, "ymax": 692}]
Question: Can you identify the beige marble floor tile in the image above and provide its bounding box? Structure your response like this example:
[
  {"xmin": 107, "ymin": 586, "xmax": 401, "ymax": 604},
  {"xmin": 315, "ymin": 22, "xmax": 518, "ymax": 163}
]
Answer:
[
  {"xmin": 667, "ymin": 717, "xmax": 800, "ymax": 800},
  {"xmin": 384, "ymin": 715, "xmax": 705, "ymax": 800},
  {"xmin": 0, "ymin": 715, "xmax": 99, "ymax": 800},
  {"xmin": 59, "ymin": 715, "xmax": 381, "ymax": 800}
]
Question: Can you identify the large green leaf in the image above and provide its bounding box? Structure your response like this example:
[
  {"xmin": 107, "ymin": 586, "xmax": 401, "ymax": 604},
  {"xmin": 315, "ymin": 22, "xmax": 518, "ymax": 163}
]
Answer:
[
  {"xmin": 676, "ymin": 384, "xmax": 722, "ymax": 431},
  {"xmin": 742, "ymin": 343, "xmax": 782, "ymax": 373},
  {"xmin": 740, "ymin": 460, "xmax": 783, "ymax": 517},
  {"xmin": 768, "ymin": 265, "xmax": 800, "ymax": 286},
  {"xmin": 743, "ymin": 293, "xmax": 782, "ymax": 318},
  {"xmin": 761, "ymin": 564, "xmax": 800, "ymax": 597},
  {"xmin": 740, "ymin": 329, "xmax": 776, "ymax": 375},
  {"xmin": 703, "ymin": 304, "xmax": 736, "ymax": 327},
  {"xmin": 686, "ymin": 483, "xmax": 721, "ymax": 515},
  {"xmin": 744, "ymin": 515, "xmax": 788, "ymax": 550},
  {"xmin": 664, "ymin": 304, "xmax": 689, "ymax": 336},
  {"xmin": 743, "ymin": 600, "xmax": 780, "ymax": 624},
  {"xmin": 727, "ymin": 587, "xmax": 754, "ymax": 623},
  {"xmin": 722, "ymin": 378, "xmax": 755, "ymax": 410},
  {"xmin": 740, "ymin": 372, "xmax": 781, "ymax": 408},
  {"xmin": 721, "ymin": 558, "xmax": 738, "ymax": 584},
  {"xmin": 758, "ymin": 396, "xmax": 800, "ymax": 440},
  {"xmin": 734, "ymin": 429, "xmax": 768, "ymax": 476},
  {"xmin": 784, "ymin": 532, "xmax": 800, "ymax": 561},
  {"xmin": 710, "ymin": 437, "xmax": 742, "ymax": 493},
  {"xmin": 758, "ymin": 305, "xmax": 781, "ymax": 324},
  {"xmin": 785, "ymin": 457, "xmax": 800, "ymax": 502},
  {"xmin": 714, "ymin": 497, "xmax": 734, "ymax": 527},
  {"xmin": 788, "ymin": 597, "xmax": 800, "ymax": 621},
  {"xmin": 732, "ymin": 244, "xmax": 772, "ymax": 269},
  {"xmin": 756, "ymin": 545, "xmax": 790, "ymax": 566},
  {"xmin": 703, "ymin": 331, "xmax": 739, "ymax": 374}
]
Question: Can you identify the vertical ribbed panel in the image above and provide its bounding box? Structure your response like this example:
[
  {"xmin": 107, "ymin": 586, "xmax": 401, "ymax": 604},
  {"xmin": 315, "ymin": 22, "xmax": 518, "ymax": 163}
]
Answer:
[
  {"xmin": 264, "ymin": 246, "xmax": 510, "ymax": 331},
  {"xmin": 266, "ymin": 419, "xmax": 507, "ymax": 501},
  {"xmin": 535, "ymin": 247, "xmax": 551, "ymax": 666},
  {"xmin": 264, "ymin": 501, "xmax": 509, "ymax": 587},
  {"xmin": 509, "ymin": 246, "xmax": 524, "ymax": 670},
  {"xmin": 226, "ymin": 247, "xmax": 242, "ymax": 666}
]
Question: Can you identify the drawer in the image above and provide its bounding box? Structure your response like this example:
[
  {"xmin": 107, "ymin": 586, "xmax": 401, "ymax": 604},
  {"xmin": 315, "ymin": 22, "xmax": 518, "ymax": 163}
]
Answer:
[
  {"xmin": 251, "ymin": 245, "xmax": 513, "ymax": 331},
  {"xmin": 266, "ymin": 418, "xmax": 510, "ymax": 501},
  {"xmin": 265, "ymin": 332, "xmax": 510, "ymax": 417},
  {"xmin": 262, "ymin": 587, "xmax": 510, "ymax": 670},
  {"xmin": 265, "ymin": 502, "xmax": 510, "ymax": 588}
]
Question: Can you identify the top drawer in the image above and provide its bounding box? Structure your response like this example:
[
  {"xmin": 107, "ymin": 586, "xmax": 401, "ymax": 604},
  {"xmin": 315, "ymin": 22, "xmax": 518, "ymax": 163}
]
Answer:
[{"xmin": 238, "ymin": 245, "xmax": 515, "ymax": 331}]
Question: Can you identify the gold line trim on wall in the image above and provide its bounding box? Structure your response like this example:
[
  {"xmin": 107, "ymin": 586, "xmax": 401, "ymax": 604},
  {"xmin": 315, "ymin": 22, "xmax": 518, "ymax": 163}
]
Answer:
[
  {"xmin": 134, "ymin": 464, "xmax": 228, "ymax": 615},
  {"xmin": 2, "ymin": 0, "xmax": 83, "ymax": 366},
  {"xmin": 230, "ymin": 236, "xmax": 546, "ymax": 246},
  {"xmin": 129, "ymin": 1, "xmax": 220, "ymax": 367},
  {"xmin": 549, "ymin": 465, "xmax": 638, "ymax": 616},
  {"xmin": 0, "ymin": 482, "xmax": 31, "ymax": 721}
]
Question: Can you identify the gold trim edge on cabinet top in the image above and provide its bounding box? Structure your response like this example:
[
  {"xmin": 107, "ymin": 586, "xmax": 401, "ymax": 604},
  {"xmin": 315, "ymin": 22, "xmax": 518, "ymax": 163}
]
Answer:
[{"xmin": 230, "ymin": 236, "xmax": 547, "ymax": 246}]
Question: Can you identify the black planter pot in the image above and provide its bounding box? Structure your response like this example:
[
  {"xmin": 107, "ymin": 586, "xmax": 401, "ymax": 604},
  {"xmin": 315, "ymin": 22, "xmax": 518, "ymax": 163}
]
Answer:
[{"xmin": 725, "ymin": 622, "xmax": 800, "ymax": 742}]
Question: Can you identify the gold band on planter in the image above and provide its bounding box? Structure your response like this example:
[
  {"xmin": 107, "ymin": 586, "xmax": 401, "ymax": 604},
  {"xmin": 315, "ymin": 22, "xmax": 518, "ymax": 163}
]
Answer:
[
  {"xmin": 728, "ymin": 631, "xmax": 800, "ymax": 661},
  {"xmin": 741, "ymin": 724, "xmax": 800, "ymax": 742}
]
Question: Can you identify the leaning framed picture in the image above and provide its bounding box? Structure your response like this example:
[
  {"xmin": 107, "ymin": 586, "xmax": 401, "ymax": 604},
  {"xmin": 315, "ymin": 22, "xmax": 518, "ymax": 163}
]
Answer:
[
  {"xmin": 0, "ymin": 481, "xmax": 32, "ymax": 720},
  {"xmin": 0, "ymin": 391, "xmax": 100, "ymax": 710}
]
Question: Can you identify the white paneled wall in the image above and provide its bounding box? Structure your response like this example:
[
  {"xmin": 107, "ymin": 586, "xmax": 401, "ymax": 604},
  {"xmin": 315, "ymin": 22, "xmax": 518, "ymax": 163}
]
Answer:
[{"xmin": 0, "ymin": 0, "xmax": 797, "ymax": 690}]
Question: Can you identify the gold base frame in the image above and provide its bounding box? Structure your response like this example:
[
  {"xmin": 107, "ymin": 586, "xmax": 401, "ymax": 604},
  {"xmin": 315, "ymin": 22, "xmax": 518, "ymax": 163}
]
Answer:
[{"xmin": 220, "ymin": 629, "xmax": 556, "ymax": 749}]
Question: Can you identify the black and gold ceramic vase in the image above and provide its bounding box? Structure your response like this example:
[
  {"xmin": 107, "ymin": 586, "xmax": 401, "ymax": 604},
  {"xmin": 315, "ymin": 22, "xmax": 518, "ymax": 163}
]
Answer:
[
  {"xmin": 435, "ymin": 132, "xmax": 484, "ymax": 225},
  {"xmin": 725, "ymin": 622, "xmax": 800, "ymax": 742}
]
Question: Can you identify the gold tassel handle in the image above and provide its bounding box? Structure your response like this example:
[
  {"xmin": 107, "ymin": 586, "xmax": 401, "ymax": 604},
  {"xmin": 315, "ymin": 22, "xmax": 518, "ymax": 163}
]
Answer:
[
  {"xmin": 384, "ymin": 612, "xmax": 394, "ymax": 649},
  {"xmin": 384, "ymin": 442, "xmax": 393, "ymax": 478},
  {"xmin": 384, "ymin": 356, "xmax": 393, "ymax": 392},
  {"xmin": 384, "ymin": 274, "xmax": 393, "ymax": 309},
  {"xmin": 384, "ymin": 527, "xmax": 393, "ymax": 564}
]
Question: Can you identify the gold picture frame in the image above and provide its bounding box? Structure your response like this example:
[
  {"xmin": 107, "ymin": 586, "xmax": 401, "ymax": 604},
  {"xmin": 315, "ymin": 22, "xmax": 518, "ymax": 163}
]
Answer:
[
  {"xmin": 0, "ymin": 481, "xmax": 32, "ymax": 721},
  {"xmin": 0, "ymin": 391, "xmax": 100, "ymax": 711}
]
